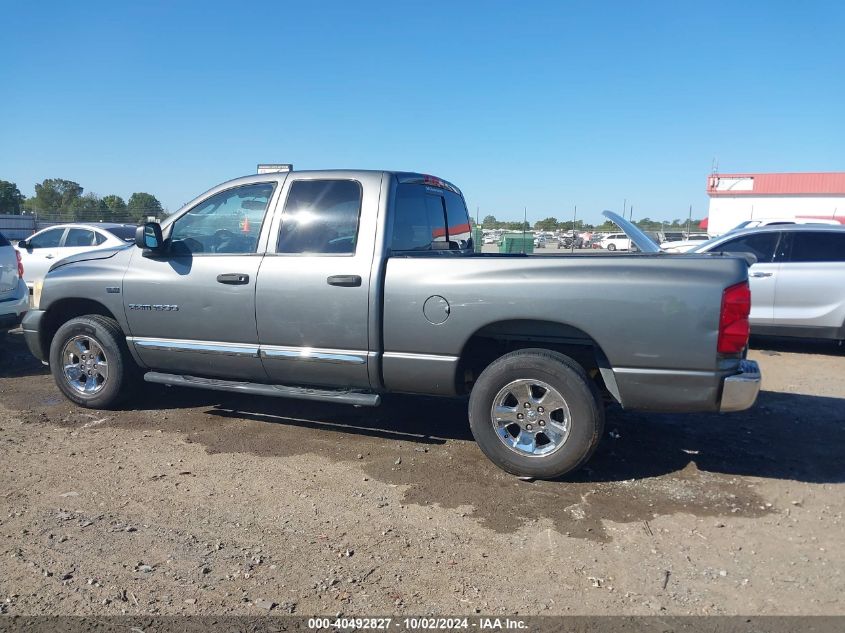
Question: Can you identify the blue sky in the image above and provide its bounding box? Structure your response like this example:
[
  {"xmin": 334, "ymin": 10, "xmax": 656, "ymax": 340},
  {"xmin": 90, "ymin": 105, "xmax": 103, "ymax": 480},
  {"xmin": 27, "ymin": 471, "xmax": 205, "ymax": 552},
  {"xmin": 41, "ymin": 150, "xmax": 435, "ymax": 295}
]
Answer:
[{"xmin": 2, "ymin": 0, "xmax": 843, "ymax": 224}]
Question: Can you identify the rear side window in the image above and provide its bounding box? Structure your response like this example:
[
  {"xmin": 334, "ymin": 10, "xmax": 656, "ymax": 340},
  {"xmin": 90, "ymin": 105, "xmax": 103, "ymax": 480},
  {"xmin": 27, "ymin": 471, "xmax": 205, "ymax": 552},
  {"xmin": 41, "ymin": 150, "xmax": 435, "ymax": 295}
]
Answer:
[
  {"xmin": 391, "ymin": 184, "xmax": 471, "ymax": 251},
  {"xmin": 0, "ymin": 231, "xmax": 8, "ymax": 247},
  {"xmin": 714, "ymin": 232, "xmax": 780, "ymax": 262},
  {"xmin": 64, "ymin": 228, "xmax": 96, "ymax": 247},
  {"xmin": 277, "ymin": 180, "xmax": 362, "ymax": 255},
  {"xmin": 788, "ymin": 232, "xmax": 845, "ymax": 262}
]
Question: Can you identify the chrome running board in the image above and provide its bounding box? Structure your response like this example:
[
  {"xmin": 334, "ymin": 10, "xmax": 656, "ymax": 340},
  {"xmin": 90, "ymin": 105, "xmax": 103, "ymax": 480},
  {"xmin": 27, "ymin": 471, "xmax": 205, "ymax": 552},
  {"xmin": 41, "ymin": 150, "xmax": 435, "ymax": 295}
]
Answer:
[{"xmin": 143, "ymin": 372, "xmax": 381, "ymax": 407}]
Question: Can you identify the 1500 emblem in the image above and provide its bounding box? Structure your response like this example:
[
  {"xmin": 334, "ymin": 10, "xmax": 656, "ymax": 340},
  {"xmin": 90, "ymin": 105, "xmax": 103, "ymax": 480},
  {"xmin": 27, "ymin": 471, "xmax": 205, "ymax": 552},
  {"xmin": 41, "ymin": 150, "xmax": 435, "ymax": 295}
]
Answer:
[{"xmin": 128, "ymin": 304, "xmax": 179, "ymax": 312}]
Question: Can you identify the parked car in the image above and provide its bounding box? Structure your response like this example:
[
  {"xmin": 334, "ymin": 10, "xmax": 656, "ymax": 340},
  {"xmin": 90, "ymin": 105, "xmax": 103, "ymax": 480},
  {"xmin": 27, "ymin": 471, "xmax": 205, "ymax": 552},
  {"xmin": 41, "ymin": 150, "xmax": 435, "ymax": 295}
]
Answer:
[
  {"xmin": 600, "ymin": 233, "xmax": 632, "ymax": 251},
  {"xmin": 557, "ymin": 235, "xmax": 583, "ymax": 249},
  {"xmin": 727, "ymin": 217, "xmax": 842, "ymax": 233},
  {"xmin": 16, "ymin": 223, "xmax": 137, "ymax": 288},
  {"xmin": 686, "ymin": 225, "xmax": 845, "ymax": 340},
  {"xmin": 0, "ymin": 230, "xmax": 29, "ymax": 330},
  {"xmin": 533, "ymin": 235, "xmax": 546, "ymax": 248},
  {"xmin": 21, "ymin": 170, "xmax": 759, "ymax": 480},
  {"xmin": 659, "ymin": 234, "xmax": 712, "ymax": 253}
]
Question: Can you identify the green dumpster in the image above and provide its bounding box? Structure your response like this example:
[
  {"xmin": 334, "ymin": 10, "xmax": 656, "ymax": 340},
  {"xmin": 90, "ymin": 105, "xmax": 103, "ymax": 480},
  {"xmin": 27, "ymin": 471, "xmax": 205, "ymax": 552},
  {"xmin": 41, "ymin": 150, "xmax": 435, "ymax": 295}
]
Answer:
[
  {"xmin": 471, "ymin": 227, "xmax": 484, "ymax": 253},
  {"xmin": 499, "ymin": 232, "xmax": 535, "ymax": 253}
]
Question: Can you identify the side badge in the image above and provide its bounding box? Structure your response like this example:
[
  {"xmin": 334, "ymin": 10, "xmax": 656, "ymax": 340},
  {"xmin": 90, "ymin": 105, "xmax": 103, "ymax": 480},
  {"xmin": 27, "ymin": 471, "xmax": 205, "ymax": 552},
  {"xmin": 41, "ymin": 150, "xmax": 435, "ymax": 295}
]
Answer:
[{"xmin": 106, "ymin": 287, "xmax": 120, "ymax": 294}]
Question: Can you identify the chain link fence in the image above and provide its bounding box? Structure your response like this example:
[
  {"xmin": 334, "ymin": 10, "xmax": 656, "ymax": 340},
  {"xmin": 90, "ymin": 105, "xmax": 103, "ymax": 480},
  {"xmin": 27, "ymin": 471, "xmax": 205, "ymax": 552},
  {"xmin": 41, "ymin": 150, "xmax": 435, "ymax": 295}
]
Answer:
[{"xmin": 0, "ymin": 210, "xmax": 166, "ymax": 240}]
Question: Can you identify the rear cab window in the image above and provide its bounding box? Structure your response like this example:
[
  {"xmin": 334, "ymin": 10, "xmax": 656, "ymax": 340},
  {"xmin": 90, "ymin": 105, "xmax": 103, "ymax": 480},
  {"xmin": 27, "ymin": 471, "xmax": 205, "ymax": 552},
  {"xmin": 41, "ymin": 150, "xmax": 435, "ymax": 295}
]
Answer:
[{"xmin": 390, "ymin": 175, "xmax": 472, "ymax": 252}]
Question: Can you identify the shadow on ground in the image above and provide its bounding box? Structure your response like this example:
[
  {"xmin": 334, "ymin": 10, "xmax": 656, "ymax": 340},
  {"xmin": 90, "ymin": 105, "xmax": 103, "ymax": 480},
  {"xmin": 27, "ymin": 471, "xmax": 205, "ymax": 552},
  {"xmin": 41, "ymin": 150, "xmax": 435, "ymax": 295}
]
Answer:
[{"xmin": 4, "ymin": 327, "xmax": 844, "ymax": 540}]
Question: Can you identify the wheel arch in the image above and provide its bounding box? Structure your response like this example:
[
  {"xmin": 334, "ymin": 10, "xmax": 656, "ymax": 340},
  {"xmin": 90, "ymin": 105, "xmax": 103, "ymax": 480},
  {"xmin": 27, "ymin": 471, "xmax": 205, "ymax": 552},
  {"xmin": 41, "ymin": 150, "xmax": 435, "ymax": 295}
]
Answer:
[
  {"xmin": 455, "ymin": 319, "xmax": 621, "ymax": 403},
  {"xmin": 40, "ymin": 298, "xmax": 123, "ymax": 361}
]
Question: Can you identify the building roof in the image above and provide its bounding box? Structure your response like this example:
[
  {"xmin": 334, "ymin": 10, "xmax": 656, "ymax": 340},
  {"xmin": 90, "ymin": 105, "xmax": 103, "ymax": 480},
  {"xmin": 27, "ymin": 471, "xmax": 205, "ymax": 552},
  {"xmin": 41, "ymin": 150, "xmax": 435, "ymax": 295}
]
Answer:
[{"xmin": 707, "ymin": 172, "xmax": 845, "ymax": 196}]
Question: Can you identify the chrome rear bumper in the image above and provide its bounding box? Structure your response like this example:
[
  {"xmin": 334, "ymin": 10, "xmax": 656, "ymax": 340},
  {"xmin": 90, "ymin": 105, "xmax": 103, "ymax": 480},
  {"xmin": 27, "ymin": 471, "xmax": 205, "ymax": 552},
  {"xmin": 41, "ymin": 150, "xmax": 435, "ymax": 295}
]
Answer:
[{"xmin": 720, "ymin": 359, "xmax": 761, "ymax": 412}]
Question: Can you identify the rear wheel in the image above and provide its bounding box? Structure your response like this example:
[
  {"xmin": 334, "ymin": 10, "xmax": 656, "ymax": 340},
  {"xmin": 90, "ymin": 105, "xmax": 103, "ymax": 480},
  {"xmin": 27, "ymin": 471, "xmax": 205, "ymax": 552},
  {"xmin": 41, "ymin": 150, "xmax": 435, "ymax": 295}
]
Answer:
[
  {"xmin": 49, "ymin": 315, "xmax": 135, "ymax": 409},
  {"xmin": 468, "ymin": 349, "xmax": 604, "ymax": 479}
]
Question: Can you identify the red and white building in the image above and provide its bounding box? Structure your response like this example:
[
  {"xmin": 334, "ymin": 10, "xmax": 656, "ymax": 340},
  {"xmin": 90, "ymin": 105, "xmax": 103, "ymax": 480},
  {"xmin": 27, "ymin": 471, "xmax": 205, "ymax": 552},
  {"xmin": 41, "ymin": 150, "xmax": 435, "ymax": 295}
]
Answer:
[{"xmin": 704, "ymin": 172, "xmax": 845, "ymax": 235}]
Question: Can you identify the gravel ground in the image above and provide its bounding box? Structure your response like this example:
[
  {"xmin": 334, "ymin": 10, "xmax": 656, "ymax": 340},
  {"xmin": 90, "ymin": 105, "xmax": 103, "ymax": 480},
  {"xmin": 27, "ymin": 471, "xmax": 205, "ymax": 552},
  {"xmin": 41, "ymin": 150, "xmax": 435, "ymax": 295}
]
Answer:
[{"xmin": 0, "ymin": 328, "xmax": 842, "ymax": 615}]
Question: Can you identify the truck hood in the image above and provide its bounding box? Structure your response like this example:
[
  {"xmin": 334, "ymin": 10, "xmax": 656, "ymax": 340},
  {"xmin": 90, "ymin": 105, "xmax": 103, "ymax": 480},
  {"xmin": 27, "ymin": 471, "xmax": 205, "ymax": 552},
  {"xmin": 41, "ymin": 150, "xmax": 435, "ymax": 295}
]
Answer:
[
  {"xmin": 602, "ymin": 211, "xmax": 661, "ymax": 253},
  {"xmin": 47, "ymin": 245, "xmax": 131, "ymax": 274}
]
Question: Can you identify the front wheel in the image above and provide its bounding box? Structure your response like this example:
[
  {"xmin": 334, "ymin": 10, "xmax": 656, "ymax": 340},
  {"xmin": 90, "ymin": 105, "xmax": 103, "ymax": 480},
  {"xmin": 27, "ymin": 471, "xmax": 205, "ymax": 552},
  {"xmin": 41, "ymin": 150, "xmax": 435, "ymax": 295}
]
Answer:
[
  {"xmin": 607, "ymin": 243, "xmax": 616, "ymax": 251},
  {"xmin": 49, "ymin": 315, "xmax": 136, "ymax": 409},
  {"xmin": 468, "ymin": 349, "xmax": 604, "ymax": 479}
]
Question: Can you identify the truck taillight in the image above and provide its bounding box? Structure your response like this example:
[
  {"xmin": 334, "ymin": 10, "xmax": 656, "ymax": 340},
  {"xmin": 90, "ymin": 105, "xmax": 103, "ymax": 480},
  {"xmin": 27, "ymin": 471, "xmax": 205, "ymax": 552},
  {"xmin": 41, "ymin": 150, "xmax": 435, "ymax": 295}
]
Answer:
[
  {"xmin": 15, "ymin": 250, "xmax": 23, "ymax": 277},
  {"xmin": 718, "ymin": 281, "xmax": 751, "ymax": 354}
]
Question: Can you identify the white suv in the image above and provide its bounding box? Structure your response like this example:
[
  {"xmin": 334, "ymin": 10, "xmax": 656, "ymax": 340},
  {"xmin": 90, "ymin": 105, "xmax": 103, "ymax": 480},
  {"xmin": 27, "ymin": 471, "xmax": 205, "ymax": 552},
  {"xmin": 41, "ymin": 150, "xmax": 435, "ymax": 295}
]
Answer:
[
  {"xmin": 0, "ymin": 231, "xmax": 28, "ymax": 330},
  {"xmin": 690, "ymin": 225, "xmax": 845, "ymax": 339},
  {"xmin": 600, "ymin": 233, "xmax": 632, "ymax": 251}
]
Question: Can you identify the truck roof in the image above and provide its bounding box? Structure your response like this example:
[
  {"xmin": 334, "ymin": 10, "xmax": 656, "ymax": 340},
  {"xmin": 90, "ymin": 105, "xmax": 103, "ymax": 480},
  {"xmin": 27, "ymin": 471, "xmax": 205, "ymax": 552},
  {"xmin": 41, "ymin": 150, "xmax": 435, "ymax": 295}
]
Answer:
[{"xmin": 201, "ymin": 170, "xmax": 462, "ymax": 197}]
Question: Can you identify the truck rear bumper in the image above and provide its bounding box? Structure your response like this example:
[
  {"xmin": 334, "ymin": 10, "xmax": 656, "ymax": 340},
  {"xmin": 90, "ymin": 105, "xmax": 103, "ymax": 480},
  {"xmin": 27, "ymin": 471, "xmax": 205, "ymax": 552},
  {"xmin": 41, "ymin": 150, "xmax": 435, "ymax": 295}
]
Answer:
[
  {"xmin": 719, "ymin": 359, "xmax": 761, "ymax": 412},
  {"xmin": 0, "ymin": 278, "xmax": 29, "ymax": 329},
  {"xmin": 612, "ymin": 360, "xmax": 761, "ymax": 413}
]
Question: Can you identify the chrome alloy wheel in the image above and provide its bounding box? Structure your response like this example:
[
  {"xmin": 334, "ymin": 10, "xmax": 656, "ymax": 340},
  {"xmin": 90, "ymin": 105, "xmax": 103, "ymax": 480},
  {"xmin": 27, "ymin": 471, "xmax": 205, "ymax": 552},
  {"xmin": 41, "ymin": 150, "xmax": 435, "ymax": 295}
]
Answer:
[
  {"xmin": 61, "ymin": 335, "xmax": 109, "ymax": 395},
  {"xmin": 491, "ymin": 379, "xmax": 571, "ymax": 457}
]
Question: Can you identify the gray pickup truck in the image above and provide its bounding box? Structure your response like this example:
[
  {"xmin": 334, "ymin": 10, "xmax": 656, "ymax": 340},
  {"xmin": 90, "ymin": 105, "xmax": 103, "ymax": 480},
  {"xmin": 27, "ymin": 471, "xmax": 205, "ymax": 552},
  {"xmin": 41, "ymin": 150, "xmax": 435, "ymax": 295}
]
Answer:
[{"xmin": 21, "ymin": 169, "xmax": 761, "ymax": 479}]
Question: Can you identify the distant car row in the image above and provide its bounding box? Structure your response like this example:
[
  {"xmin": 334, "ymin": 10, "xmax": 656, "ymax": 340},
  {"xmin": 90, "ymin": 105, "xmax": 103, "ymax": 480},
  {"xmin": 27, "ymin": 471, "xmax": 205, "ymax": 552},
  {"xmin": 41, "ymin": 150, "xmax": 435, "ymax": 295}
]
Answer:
[{"xmin": 6, "ymin": 219, "xmax": 845, "ymax": 343}]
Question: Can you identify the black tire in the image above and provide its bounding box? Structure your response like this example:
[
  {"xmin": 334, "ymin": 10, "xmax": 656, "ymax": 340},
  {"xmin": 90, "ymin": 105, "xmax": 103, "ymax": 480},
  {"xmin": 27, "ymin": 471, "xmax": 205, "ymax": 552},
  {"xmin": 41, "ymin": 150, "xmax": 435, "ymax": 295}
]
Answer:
[
  {"xmin": 468, "ymin": 349, "xmax": 605, "ymax": 479},
  {"xmin": 49, "ymin": 315, "xmax": 135, "ymax": 409},
  {"xmin": 607, "ymin": 243, "xmax": 616, "ymax": 251}
]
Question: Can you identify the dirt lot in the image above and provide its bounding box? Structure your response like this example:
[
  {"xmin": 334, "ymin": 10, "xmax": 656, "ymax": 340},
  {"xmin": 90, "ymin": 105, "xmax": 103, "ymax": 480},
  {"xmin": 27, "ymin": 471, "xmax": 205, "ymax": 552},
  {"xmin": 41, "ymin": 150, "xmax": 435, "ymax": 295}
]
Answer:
[{"xmin": 0, "ymin": 329, "xmax": 842, "ymax": 616}]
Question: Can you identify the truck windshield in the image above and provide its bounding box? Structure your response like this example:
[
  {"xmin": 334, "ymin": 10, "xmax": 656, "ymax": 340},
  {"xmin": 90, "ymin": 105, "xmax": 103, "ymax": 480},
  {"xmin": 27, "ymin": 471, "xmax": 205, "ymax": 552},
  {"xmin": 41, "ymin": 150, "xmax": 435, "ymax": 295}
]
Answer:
[{"xmin": 391, "ymin": 183, "xmax": 472, "ymax": 252}]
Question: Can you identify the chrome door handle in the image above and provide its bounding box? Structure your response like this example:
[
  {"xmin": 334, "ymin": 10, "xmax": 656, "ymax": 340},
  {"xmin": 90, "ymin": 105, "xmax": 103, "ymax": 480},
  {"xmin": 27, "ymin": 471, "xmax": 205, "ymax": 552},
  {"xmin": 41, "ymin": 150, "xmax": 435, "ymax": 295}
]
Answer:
[
  {"xmin": 327, "ymin": 275, "xmax": 362, "ymax": 287},
  {"xmin": 216, "ymin": 273, "xmax": 249, "ymax": 284},
  {"xmin": 750, "ymin": 272, "xmax": 773, "ymax": 278}
]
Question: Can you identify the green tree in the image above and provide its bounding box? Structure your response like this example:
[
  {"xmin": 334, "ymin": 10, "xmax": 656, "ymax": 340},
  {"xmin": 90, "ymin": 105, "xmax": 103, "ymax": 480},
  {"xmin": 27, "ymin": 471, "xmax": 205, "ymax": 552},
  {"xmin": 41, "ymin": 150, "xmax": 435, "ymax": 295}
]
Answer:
[
  {"xmin": 101, "ymin": 194, "xmax": 127, "ymax": 215},
  {"xmin": 0, "ymin": 180, "xmax": 24, "ymax": 214},
  {"xmin": 32, "ymin": 178, "xmax": 83, "ymax": 215},
  {"xmin": 70, "ymin": 193, "xmax": 107, "ymax": 221},
  {"xmin": 127, "ymin": 192, "xmax": 163, "ymax": 220},
  {"xmin": 534, "ymin": 216, "xmax": 559, "ymax": 231},
  {"xmin": 482, "ymin": 214, "xmax": 498, "ymax": 227}
]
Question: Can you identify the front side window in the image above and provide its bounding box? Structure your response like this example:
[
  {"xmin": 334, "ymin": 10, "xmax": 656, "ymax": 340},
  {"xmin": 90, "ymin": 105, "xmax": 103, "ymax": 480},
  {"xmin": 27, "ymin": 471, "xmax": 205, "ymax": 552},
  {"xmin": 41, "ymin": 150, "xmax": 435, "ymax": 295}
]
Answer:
[
  {"xmin": 64, "ymin": 228, "xmax": 96, "ymax": 247},
  {"xmin": 277, "ymin": 180, "xmax": 362, "ymax": 254},
  {"xmin": 714, "ymin": 232, "xmax": 780, "ymax": 262},
  {"xmin": 789, "ymin": 232, "xmax": 845, "ymax": 262},
  {"xmin": 29, "ymin": 228, "xmax": 64, "ymax": 248},
  {"xmin": 169, "ymin": 182, "xmax": 275, "ymax": 254}
]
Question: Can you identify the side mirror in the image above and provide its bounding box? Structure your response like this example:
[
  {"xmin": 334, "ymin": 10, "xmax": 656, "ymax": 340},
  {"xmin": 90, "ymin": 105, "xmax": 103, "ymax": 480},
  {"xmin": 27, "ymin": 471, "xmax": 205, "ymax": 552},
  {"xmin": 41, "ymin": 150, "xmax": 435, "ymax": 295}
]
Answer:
[
  {"xmin": 136, "ymin": 222, "xmax": 164, "ymax": 251},
  {"xmin": 17, "ymin": 239, "xmax": 29, "ymax": 249}
]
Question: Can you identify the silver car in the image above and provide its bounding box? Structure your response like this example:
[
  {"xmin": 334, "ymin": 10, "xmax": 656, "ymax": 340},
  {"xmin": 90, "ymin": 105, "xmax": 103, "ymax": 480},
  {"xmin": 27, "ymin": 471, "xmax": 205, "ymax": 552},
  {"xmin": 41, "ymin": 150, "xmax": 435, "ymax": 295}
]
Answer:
[
  {"xmin": 689, "ymin": 225, "xmax": 845, "ymax": 340},
  {"xmin": 0, "ymin": 230, "xmax": 29, "ymax": 330}
]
